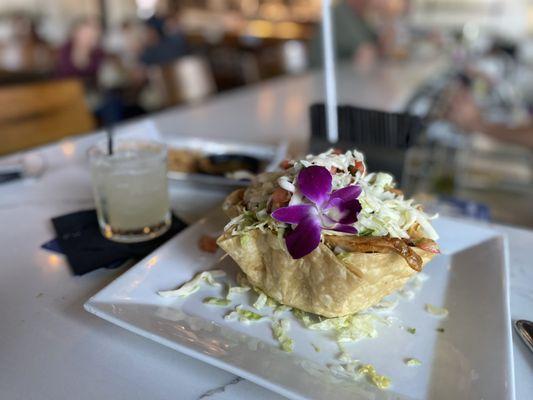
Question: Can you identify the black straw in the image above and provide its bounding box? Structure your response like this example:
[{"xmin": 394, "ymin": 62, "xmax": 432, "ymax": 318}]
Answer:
[{"xmin": 106, "ymin": 126, "xmax": 114, "ymax": 155}]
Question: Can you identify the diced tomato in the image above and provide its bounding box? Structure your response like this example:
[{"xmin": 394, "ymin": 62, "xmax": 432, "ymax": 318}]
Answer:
[
  {"xmin": 198, "ymin": 235, "xmax": 218, "ymax": 253},
  {"xmin": 354, "ymin": 161, "xmax": 365, "ymax": 174}
]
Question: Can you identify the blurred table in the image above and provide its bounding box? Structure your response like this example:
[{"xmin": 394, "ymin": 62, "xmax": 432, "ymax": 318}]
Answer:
[{"xmin": 1, "ymin": 58, "xmax": 531, "ymax": 400}]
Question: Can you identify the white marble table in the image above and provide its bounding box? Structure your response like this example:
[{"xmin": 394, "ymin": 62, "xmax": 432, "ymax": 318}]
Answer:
[{"xmin": 1, "ymin": 60, "xmax": 531, "ymax": 400}]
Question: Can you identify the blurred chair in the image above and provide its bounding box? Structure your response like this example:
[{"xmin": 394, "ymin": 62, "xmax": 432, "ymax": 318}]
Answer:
[
  {"xmin": 0, "ymin": 79, "xmax": 95, "ymax": 156},
  {"xmin": 161, "ymin": 55, "xmax": 216, "ymax": 105}
]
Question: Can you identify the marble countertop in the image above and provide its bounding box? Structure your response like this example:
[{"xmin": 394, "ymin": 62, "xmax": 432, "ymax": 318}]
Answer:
[{"xmin": 0, "ymin": 59, "xmax": 531, "ymax": 400}]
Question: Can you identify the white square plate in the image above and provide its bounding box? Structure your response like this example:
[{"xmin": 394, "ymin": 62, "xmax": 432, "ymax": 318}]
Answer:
[{"xmin": 85, "ymin": 212, "xmax": 515, "ymax": 400}]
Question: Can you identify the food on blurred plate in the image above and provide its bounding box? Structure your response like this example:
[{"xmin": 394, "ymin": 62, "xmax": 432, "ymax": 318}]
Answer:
[
  {"xmin": 217, "ymin": 149, "xmax": 439, "ymax": 318},
  {"xmin": 167, "ymin": 148, "xmax": 200, "ymax": 173},
  {"xmin": 167, "ymin": 148, "xmax": 261, "ymax": 179}
]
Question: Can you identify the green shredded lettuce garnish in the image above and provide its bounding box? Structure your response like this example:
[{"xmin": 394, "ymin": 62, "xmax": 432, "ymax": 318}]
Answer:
[
  {"xmin": 253, "ymin": 292, "xmax": 268, "ymax": 310},
  {"xmin": 358, "ymin": 364, "xmax": 391, "ymax": 389},
  {"xmin": 272, "ymin": 319, "xmax": 293, "ymax": 353},
  {"xmin": 425, "ymin": 303, "xmax": 449, "ymax": 318},
  {"xmin": 157, "ymin": 270, "xmax": 226, "ymax": 298},
  {"xmin": 225, "ymin": 305, "xmax": 265, "ymax": 324},
  {"xmin": 203, "ymin": 297, "xmax": 231, "ymax": 306},
  {"xmin": 404, "ymin": 358, "xmax": 422, "ymax": 366},
  {"xmin": 273, "ymin": 305, "xmax": 292, "ymax": 316},
  {"xmin": 293, "ymin": 309, "xmax": 378, "ymax": 343},
  {"xmin": 226, "ymin": 284, "xmax": 250, "ymax": 299},
  {"xmin": 406, "ymin": 327, "xmax": 416, "ymax": 334}
]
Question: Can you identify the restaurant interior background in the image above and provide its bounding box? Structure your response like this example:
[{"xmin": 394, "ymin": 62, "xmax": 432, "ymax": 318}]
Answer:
[{"xmin": 0, "ymin": 0, "xmax": 532, "ymax": 228}]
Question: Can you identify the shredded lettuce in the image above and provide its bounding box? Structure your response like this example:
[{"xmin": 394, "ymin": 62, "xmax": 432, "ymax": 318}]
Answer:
[
  {"xmin": 404, "ymin": 358, "xmax": 422, "ymax": 366},
  {"xmin": 273, "ymin": 305, "xmax": 292, "ymax": 316},
  {"xmin": 157, "ymin": 270, "xmax": 226, "ymax": 298},
  {"xmin": 358, "ymin": 364, "xmax": 391, "ymax": 389},
  {"xmin": 225, "ymin": 305, "xmax": 265, "ymax": 324},
  {"xmin": 406, "ymin": 327, "xmax": 417, "ymax": 335},
  {"xmin": 253, "ymin": 292, "xmax": 268, "ymax": 310},
  {"xmin": 293, "ymin": 309, "xmax": 378, "ymax": 343},
  {"xmin": 272, "ymin": 319, "xmax": 294, "ymax": 353},
  {"xmin": 203, "ymin": 297, "xmax": 231, "ymax": 306},
  {"xmin": 225, "ymin": 149, "xmax": 438, "ymax": 243},
  {"xmin": 425, "ymin": 303, "xmax": 449, "ymax": 317},
  {"xmin": 226, "ymin": 284, "xmax": 250, "ymax": 299}
]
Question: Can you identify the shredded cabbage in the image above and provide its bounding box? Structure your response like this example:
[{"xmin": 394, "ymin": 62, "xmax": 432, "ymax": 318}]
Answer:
[
  {"xmin": 425, "ymin": 304, "xmax": 449, "ymax": 317},
  {"xmin": 225, "ymin": 305, "xmax": 265, "ymax": 324},
  {"xmin": 405, "ymin": 358, "xmax": 422, "ymax": 366},
  {"xmin": 253, "ymin": 292, "xmax": 268, "ymax": 310},
  {"xmin": 203, "ymin": 297, "xmax": 231, "ymax": 306},
  {"xmin": 224, "ymin": 149, "xmax": 438, "ymax": 243},
  {"xmin": 157, "ymin": 270, "xmax": 226, "ymax": 298},
  {"xmin": 293, "ymin": 310, "xmax": 378, "ymax": 343},
  {"xmin": 226, "ymin": 284, "xmax": 250, "ymax": 299},
  {"xmin": 358, "ymin": 364, "xmax": 391, "ymax": 389},
  {"xmin": 272, "ymin": 319, "xmax": 294, "ymax": 353},
  {"xmin": 273, "ymin": 305, "xmax": 292, "ymax": 316}
]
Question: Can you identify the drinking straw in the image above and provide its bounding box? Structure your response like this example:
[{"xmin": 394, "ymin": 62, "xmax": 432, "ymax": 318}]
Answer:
[
  {"xmin": 107, "ymin": 126, "xmax": 114, "ymax": 156},
  {"xmin": 321, "ymin": 0, "xmax": 338, "ymax": 143}
]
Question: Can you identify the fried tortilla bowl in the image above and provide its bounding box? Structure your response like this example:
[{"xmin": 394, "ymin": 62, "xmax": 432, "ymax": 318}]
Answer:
[{"xmin": 217, "ymin": 190, "xmax": 436, "ymax": 318}]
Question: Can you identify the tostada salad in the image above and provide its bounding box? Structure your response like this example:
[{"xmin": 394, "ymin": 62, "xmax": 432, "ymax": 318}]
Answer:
[{"xmin": 216, "ymin": 148, "xmax": 439, "ymax": 318}]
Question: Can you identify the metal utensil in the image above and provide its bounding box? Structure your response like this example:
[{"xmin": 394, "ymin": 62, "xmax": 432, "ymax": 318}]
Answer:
[{"xmin": 515, "ymin": 320, "xmax": 533, "ymax": 353}]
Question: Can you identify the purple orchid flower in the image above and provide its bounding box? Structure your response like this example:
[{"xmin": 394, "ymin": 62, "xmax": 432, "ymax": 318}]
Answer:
[{"xmin": 272, "ymin": 165, "xmax": 362, "ymax": 259}]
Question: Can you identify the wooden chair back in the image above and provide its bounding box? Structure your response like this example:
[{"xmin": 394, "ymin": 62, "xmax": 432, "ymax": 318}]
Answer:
[{"xmin": 0, "ymin": 79, "xmax": 95, "ymax": 155}]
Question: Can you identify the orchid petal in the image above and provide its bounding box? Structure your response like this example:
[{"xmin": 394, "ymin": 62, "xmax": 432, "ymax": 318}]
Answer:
[
  {"xmin": 326, "ymin": 185, "xmax": 362, "ymax": 206},
  {"xmin": 285, "ymin": 215, "xmax": 322, "ymax": 259},
  {"xmin": 331, "ymin": 225, "xmax": 358, "ymax": 234},
  {"xmin": 272, "ymin": 204, "xmax": 315, "ymax": 224},
  {"xmin": 297, "ymin": 166, "xmax": 332, "ymax": 206},
  {"xmin": 336, "ymin": 199, "xmax": 362, "ymax": 224},
  {"xmin": 323, "ymin": 198, "xmax": 361, "ymax": 224}
]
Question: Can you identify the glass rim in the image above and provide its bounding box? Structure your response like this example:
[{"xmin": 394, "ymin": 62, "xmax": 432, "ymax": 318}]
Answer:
[{"xmin": 88, "ymin": 138, "xmax": 167, "ymax": 161}]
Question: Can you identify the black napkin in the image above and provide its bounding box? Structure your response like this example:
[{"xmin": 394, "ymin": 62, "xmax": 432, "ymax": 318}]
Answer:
[{"xmin": 48, "ymin": 209, "xmax": 187, "ymax": 275}]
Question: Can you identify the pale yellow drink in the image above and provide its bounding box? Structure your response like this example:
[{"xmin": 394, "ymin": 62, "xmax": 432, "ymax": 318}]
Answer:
[{"xmin": 90, "ymin": 140, "xmax": 171, "ymax": 242}]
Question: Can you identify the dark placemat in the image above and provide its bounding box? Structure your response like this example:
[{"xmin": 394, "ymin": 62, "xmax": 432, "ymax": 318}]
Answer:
[{"xmin": 44, "ymin": 209, "xmax": 188, "ymax": 275}]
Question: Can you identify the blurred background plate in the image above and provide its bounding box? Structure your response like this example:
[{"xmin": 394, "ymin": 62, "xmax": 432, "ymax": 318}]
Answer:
[{"xmin": 166, "ymin": 137, "xmax": 287, "ymax": 188}]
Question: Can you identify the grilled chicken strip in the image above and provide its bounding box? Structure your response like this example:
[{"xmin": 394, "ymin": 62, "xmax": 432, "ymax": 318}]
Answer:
[{"xmin": 324, "ymin": 235, "xmax": 423, "ymax": 272}]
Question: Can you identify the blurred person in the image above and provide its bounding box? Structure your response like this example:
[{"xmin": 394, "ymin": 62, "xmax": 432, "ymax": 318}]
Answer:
[
  {"xmin": 309, "ymin": 0, "xmax": 379, "ymax": 68},
  {"xmin": 0, "ymin": 13, "xmax": 54, "ymax": 72},
  {"xmin": 447, "ymin": 86, "xmax": 533, "ymax": 149},
  {"xmin": 139, "ymin": 16, "xmax": 188, "ymax": 66},
  {"xmin": 56, "ymin": 17, "xmax": 104, "ymax": 88},
  {"xmin": 106, "ymin": 20, "xmax": 146, "ymax": 70}
]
